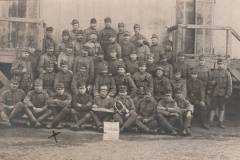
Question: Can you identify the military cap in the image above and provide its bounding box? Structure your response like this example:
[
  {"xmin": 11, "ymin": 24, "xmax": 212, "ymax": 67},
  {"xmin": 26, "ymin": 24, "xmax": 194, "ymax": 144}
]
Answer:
[
  {"xmin": 134, "ymin": 24, "xmax": 140, "ymax": 29},
  {"xmin": 76, "ymin": 30, "xmax": 84, "ymax": 35},
  {"xmin": 151, "ymin": 34, "xmax": 159, "ymax": 39},
  {"xmin": 62, "ymin": 29, "xmax": 70, "ymax": 36},
  {"xmin": 138, "ymin": 61, "xmax": 146, "ymax": 67},
  {"xmin": 78, "ymin": 82, "xmax": 86, "ymax": 88},
  {"xmin": 199, "ymin": 55, "xmax": 205, "ymax": 61},
  {"xmin": 100, "ymin": 85, "xmax": 108, "ymax": 91},
  {"xmin": 156, "ymin": 66, "xmax": 164, "ymax": 71},
  {"xmin": 104, "ymin": 17, "xmax": 111, "ymax": 23},
  {"xmin": 217, "ymin": 58, "xmax": 224, "ymax": 64},
  {"xmin": 46, "ymin": 27, "xmax": 53, "ymax": 32},
  {"xmin": 34, "ymin": 79, "xmax": 43, "ymax": 86},
  {"xmin": 118, "ymin": 22, "xmax": 124, "ymax": 27},
  {"xmin": 123, "ymin": 31, "xmax": 130, "ymax": 37},
  {"xmin": 119, "ymin": 85, "xmax": 127, "ymax": 93},
  {"xmin": 90, "ymin": 18, "xmax": 97, "ymax": 24},
  {"xmin": 55, "ymin": 83, "xmax": 64, "ymax": 89},
  {"xmin": 117, "ymin": 63, "xmax": 126, "ymax": 69},
  {"xmin": 10, "ymin": 78, "xmax": 19, "ymax": 84},
  {"xmin": 71, "ymin": 19, "xmax": 79, "ymax": 25}
]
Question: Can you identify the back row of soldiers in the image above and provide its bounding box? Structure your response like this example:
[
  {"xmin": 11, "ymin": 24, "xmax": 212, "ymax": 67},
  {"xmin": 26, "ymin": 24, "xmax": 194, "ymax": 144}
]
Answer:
[{"xmin": 0, "ymin": 17, "xmax": 232, "ymax": 136}]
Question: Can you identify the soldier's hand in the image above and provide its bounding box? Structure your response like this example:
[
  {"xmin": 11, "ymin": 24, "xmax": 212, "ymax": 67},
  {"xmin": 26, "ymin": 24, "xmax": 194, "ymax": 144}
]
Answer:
[
  {"xmin": 186, "ymin": 111, "xmax": 192, "ymax": 119},
  {"xmin": 199, "ymin": 101, "xmax": 205, "ymax": 107},
  {"xmin": 34, "ymin": 107, "xmax": 42, "ymax": 113},
  {"xmin": 157, "ymin": 106, "xmax": 166, "ymax": 110},
  {"xmin": 170, "ymin": 112, "xmax": 179, "ymax": 117},
  {"xmin": 143, "ymin": 118, "xmax": 150, "ymax": 123},
  {"xmin": 225, "ymin": 95, "xmax": 229, "ymax": 100},
  {"xmin": 7, "ymin": 105, "xmax": 14, "ymax": 109},
  {"xmin": 92, "ymin": 104, "xmax": 97, "ymax": 108},
  {"xmin": 77, "ymin": 103, "xmax": 82, "ymax": 108},
  {"xmin": 87, "ymin": 85, "xmax": 92, "ymax": 91}
]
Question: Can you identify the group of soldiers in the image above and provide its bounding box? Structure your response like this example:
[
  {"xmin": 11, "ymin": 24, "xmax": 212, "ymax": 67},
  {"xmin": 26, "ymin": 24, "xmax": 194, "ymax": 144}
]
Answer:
[{"xmin": 0, "ymin": 17, "xmax": 232, "ymax": 136}]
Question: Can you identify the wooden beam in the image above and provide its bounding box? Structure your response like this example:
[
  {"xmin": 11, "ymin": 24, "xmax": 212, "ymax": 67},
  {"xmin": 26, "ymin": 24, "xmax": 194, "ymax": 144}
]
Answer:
[
  {"xmin": 226, "ymin": 29, "xmax": 232, "ymax": 56},
  {"xmin": 0, "ymin": 17, "xmax": 43, "ymax": 24},
  {"xmin": 231, "ymin": 28, "xmax": 240, "ymax": 42},
  {"xmin": 179, "ymin": 24, "xmax": 231, "ymax": 30}
]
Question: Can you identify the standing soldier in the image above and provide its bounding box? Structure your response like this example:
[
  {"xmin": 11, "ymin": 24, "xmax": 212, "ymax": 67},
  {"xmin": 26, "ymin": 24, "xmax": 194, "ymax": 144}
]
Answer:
[
  {"xmin": 173, "ymin": 54, "xmax": 189, "ymax": 79},
  {"xmin": 38, "ymin": 43, "xmax": 57, "ymax": 75},
  {"xmin": 59, "ymin": 29, "xmax": 72, "ymax": 52},
  {"xmin": 187, "ymin": 69, "xmax": 209, "ymax": 129},
  {"xmin": 106, "ymin": 34, "xmax": 122, "ymax": 60},
  {"xmin": 94, "ymin": 64, "xmax": 116, "ymax": 98},
  {"xmin": 42, "ymin": 27, "xmax": 56, "ymax": 53},
  {"xmin": 116, "ymin": 22, "xmax": 126, "ymax": 45},
  {"xmin": 91, "ymin": 85, "xmax": 115, "ymax": 131},
  {"xmin": 162, "ymin": 40, "xmax": 175, "ymax": 65},
  {"xmin": 209, "ymin": 58, "xmax": 232, "ymax": 129},
  {"xmin": 57, "ymin": 42, "xmax": 75, "ymax": 71},
  {"xmin": 54, "ymin": 61, "xmax": 73, "ymax": 94},
  {"xmin": 150, "ymin": 34, "xmax": 163, "ymax": 63},
  {"xmin": 39, "ymin": 63, "xmax": 56, "ymax": 96},
  {"xmin": 83, "ymin": 18, "xmax": 98, "ymax": 42},
  {"xmin": 153, "ymin": 67, "xmax": 172, "ymax": 102},
  {"xmin": 74, "ymin": 30, "xmax": 85, "ymax": 57},
  {"xmin": 46, "ymin": 83, "xmax": 72, "ymax": 129},
  {"xmin": 146, "ymin": 55, "xmax": 157, "ymax": 76},
  {"xmin": 133, "ymin": 61, "xmax": 153, "ymax": 95},
  {"xmin": 71, "ymin": 83, "xmax": 93, "ymax": 130},
  {"xmin": 99, "ymin": 17, "xmax": 117, "ymax": 56},
  {"xmin": 11, "ymin": 49, "xmax": 33, "ymax": 93},
  {"xmin": 175, "ymin": 90, "xmax": 194, "ymax": 136},
  {"xmin": 157, "ymin": 54, "xmax": 173, "ymax": 79},
  {"xmin": 94, "ymin": 53, "xmax": 108, "ymax": 77},
  {"xmin": 135, "ymin": 37, "xmax": 151, "ymax": 61},
  {"xmin": 69, "ymin": 19, "xmax": 80, "ymax": 41},
  {"xmin": 125, "ymin": 52, "xmax": 139, "ymax": 75},
  {"xmin": 171, "ymin": 71, "xmax": 187, "ymax": 98},
  {"xmin": 130, "ymin": 24, "xmax": 149, "ymax": 47},
  {"xmin": 0, "ymin": 79, "xmax": 26, "ymax": 126},
  {"xmin": 120, "ymin": 31, "xmax": 136, "ymax": 61},
  {"xmin": 24, "ymin": 79, "xmax": 50, "ymax": 127},
  {"xmin": 108, "ymin": 50, "xmax": 125, "ymax": 76},
  {"xmin": 114, "ymin": 64, "xmax": 137, "ymax": 98},
  {"xmin": 113, "ymin": 85, "xmax": 139, "ymax": 132}
]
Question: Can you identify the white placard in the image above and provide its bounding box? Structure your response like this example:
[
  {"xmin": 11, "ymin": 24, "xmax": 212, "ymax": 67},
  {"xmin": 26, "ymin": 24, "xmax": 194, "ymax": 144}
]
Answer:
[{"xmin": 103, "ymin": 122, "xmax": 119, "ymax": 141}]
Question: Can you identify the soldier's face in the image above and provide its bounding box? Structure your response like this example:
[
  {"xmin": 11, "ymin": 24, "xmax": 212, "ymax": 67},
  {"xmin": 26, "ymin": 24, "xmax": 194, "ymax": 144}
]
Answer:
[
  {"xmin": 46, "ymin": 31, "xmax": 53, "ymax": 37},
  {"xmin": 175, "ymin": 93, "xmax": 182, "ymax": 99},
  {"xmin": 117, "ymin": 68, "xmax": 125, "ymax": 75},
  {"xmin": 147, "ymin": 57, "xmax": 154, "ymax": 63},
  {"xmin": 109, "ymin": 37, "xmax": 116, "ymax": 43},
  {"xmin": 139, "ymin": 66, "xmax": 146, "ymax": 72},
  {"xmin": 105, "ymin": 22, "xmax": 111, "ymax": 28},
  {"xmin": 100, "ymin": 89, "xmax": 108, "ymax": 97},
  {"xmin": 218, "ymin": 63, "xmax": 224, "ymax": 69},
  {"xmin": 77, "ymin": 34, "xmax": 83, "ymax": 41},
  {"xmin": 61, "ymin": 65, "xmax": 68, "ymax": 72},
  {"xmin": 199, "ymin": 60, "xmax": 205, "ymax": 66},
  {"xmin": 90, "ymin": 34, "xmax": 97, "ymax": 42},
  {"xmin": 90, "ymin": 23, "xmax": 97, "ymax": 29},
  {"xmin": 174, "ymin": 73, "xmax": 181, "ymax": 79},
  {"xmin": 130, "ymin": 54, "xmax": 137, "ymax": 60},
  {"xmin": 165, "ymin": 45, "xmax": 172, "ymax": 51},
  {"xmin": 66, "ymin": 48, "xmax": 73, "ymax": 54},
  {"xmin": 56, "ymin": 88, "xmax": 64, "ymax": 95},
  {"xmin": 82, "ymin": 50, "xmax": 88, "ymax": 57},
  {"xmin": 124, "ymin": 35, "xmax": 130, "ymax": 41},
  {"xmin": 22, "ymin": 52, "xmax": 30, "ymax": 59},
  {"xmin": 118, "ymin": 26, "xmax": 124, "ymax": 32},
  {"xmin": 47, "ymin": 47, "xmax": 54, "ymax": 53},
  {"xmin": 73, "ymin": 24, "xmax": 79, "ymax": 30},
  {"xmin": 79, "ymin": 87, "xmax": 86, "ymax": 94},
  {"xmin": 151, "ymin": 38, "xmax": 158, "ymax": 45},
  {"xmin": 156, "ymin": 70, "xmax": 163, "ymax": 77},
  {"xmin": 165, "ymin": 95, "xmax": 173, "ymax": 101},
  {"xmin": 10, "ymin": 83, "xmax": 18, "ymax": 90},
  {"xmin": 63, "ymin": 35, "xmax": 69, "ymax": 41},
  {"xmin": 34, "ymin": 85, "xmax": 43, "ymax": 93},
  {"xmin": 47, "ymin": 67, "xmax": 54, "ymax": 72},
  {"xmin": 110, "ymin": 52, "xmax": 117, "ymax": 58},
  {"xmin": 191, "ymin": 74, "xmax": 198, "ymax": 79},
  {"xmin": 134, "ymin": 28, "xmax": 140, "ymax": 34},
  {"xmin": 119, "ymin": 91, "xmax": 127, "ymax": 96}
]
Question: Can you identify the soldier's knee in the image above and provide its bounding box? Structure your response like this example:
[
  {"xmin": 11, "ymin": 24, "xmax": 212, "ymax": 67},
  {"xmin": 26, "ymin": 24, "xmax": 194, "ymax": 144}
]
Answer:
[
  {"xmin": 130, "ymin": 111, "xmax": 137, "ymax": 117},
  {"xmin": 85, "ymin": 113, "xmax": 91, "ymax": 119}
]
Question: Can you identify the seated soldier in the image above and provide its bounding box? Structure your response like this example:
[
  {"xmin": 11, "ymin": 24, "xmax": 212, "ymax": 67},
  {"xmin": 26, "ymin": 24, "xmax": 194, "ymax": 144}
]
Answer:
[
  {"xmin": 135, "ymin": 86, "xmax": 177, "ymax": 135},
  {"xmin": 91, "ymin": 85, "xmax": 115, "ymax": 131},
  {"xmin": 113, "ymin": 85, "xmax": 139, "ymax": 133},
  {"xmin": 108, "ymin": 49, "xmax": 125, "ymax": 76},
  {"xmin": 0, "ymin": 79, "xmax": 26, "ymax": 126},
  {"xmin": 46, "ymin": 83, "xmax": 72, "ymax": 128},
  {"xmin": 135, "ymin": 36, "xmax": 150, "ymax": 61},
  {"xmin": 71, "ymin": 83, "xmax": 93, "ymax": 130},
  {"xmin": 114, "ymin": 64, "xmax": 137, "ymax": 98},
  {"xmin": 153, "ymin": 66, "xmax": 172, "ymax": 102},
  {"xmin": 175, "ymin": 90, "xmax": 194, "ymax": 136},
  {"xmin": 39, "ymin": 63, "xmax": 56, "ymax": 96},
  {"xmin": 157, "ymin": 92, "xmax": 182, "ymax": 132},
  {"xmin": 24, "ymin": 79, "xmax": 50, "ymax": 127},
  {"xmin": 94, "ymin": 64, "xmax": 116, "ymax": 97},
  {"xmin": 157, "ymin": 54, "xmax": 173, "ymax": 79},
  {"xmin": 57, "ymin": 42, "xmax": 75, "ymax": 71},
  {"xmin": 133, "ymin": 61, "xmax": 153, "ymax": 95},
  {"xmin": 146, "ymin": 55, "xmax": 157, "ymax": 76},
  {"xmin": 171, "ymin": 71, "xmax": 187, "ymax": 98}
]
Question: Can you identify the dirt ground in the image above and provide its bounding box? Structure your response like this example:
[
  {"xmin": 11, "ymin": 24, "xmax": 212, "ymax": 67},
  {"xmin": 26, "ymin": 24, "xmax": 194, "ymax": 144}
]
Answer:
[{"xmin": 1, "ymin": 118, "xmax": 240, "ymax": 160}]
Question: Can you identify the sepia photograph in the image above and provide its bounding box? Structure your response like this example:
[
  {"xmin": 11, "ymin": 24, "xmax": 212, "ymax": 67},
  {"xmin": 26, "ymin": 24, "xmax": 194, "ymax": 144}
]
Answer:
[{"xmin": 0, "ymin": 0, "xmax": 240, "ymax": 159}]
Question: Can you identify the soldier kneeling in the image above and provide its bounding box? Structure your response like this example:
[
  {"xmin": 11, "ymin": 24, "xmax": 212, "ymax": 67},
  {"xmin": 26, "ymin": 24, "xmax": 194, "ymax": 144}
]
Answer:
[
  {"xmin": 71, "ymin": 83, "xmax": 93, "ymax": 130},
  {"xmin": 175, "ymin": 90, "xmax": 194, "ymax": 136},
  {"xmin": 46, "ymin": 83, "xmax": 72, "ymax": 128}
]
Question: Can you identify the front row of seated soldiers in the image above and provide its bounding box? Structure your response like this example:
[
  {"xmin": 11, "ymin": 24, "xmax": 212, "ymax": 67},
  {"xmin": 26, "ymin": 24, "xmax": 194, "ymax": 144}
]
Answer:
[{"xmin": 0, "ymin": 77, "xmax": 195, "ymax": 136}]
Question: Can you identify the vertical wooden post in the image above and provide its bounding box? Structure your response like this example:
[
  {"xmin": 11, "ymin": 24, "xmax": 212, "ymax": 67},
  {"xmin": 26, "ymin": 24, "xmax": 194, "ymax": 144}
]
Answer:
[{"xmin": 226, "ymin": 29, "xmax": 232, "ymax": 57}]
